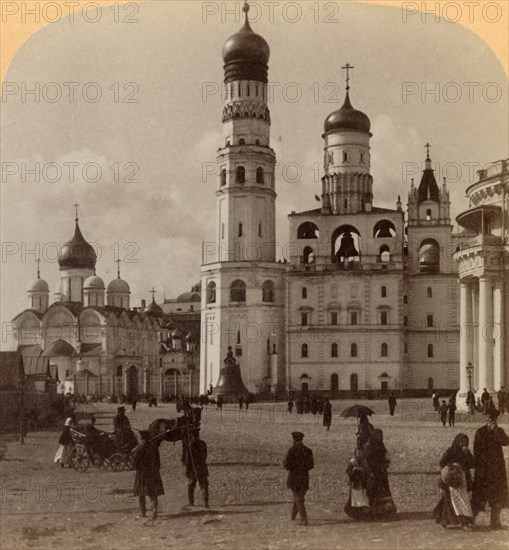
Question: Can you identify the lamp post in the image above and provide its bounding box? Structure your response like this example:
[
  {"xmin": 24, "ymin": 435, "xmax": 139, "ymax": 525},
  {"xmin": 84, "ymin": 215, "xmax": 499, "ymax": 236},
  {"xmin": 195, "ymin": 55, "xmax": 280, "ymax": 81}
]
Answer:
[{"xmin": 466, "ymin": 362, "xmax": 474, "ymax": 392}]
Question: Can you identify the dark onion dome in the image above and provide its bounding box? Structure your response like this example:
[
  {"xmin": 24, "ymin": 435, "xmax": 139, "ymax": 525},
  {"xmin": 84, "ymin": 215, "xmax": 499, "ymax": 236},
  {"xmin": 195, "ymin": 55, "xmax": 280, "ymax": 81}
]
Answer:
[
  {"xmin": 58, "ymin": 221, "xmax": 97, "ymax": 270},
  {"xmin": 324, "ymin": 91, "xmax": 371, "ymax": 134},
  {"xmin": 418, "ymin": 155, "xmax": 440, "ymax": 202},
  {"xmin": 145, "ymin": 298, "xmax": 163, "ymax": 316},
  {"xmin": 222, "ymin": 4, "xmax": 270, "ymax": 84}
]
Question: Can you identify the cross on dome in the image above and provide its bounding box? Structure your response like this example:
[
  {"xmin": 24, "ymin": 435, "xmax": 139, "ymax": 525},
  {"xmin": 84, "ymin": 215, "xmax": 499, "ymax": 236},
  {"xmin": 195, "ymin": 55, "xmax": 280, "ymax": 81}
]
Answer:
[
  {"xmin": 73, "ymin": 202, "xmax": 80, "ymax": 222},
  {"xmin": 116, "ymin": 258, "xmax": 121, "ymax": 279},
  {"xmin": 150, "ymin": 287, "xmax": 157, "ymax": 301},
  {"xmin": 425, "ymin": 142, "xmax": 431, "ymax": 159},
  {"xmin": 341, "ymin": 63, "xmax": 354, "ymax": 91},
  {"xmin": 36, "ymin": 257, "xmax": 41, "ymax": 279}
]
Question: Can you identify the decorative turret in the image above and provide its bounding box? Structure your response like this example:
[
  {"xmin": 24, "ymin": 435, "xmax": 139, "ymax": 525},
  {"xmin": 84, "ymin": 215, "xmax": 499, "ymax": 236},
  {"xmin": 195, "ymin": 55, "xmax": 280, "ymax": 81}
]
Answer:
[
  {"xmin": 83, "ymin": 272, "xmax": 105, "ymax": 307},
  {"xmin": 27, "ymin": 258, "xmax": 49, "ymax": 312},
  {"xmin": 107, "ymin": 259, "xmax": 130, "ymax": 309}
]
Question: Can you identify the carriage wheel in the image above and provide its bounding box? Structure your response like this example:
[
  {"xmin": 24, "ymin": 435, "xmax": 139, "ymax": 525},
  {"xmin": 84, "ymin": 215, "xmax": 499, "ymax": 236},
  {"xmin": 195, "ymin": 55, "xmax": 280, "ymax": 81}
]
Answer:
[
  {"xmin": 92, "ymin": 453, "xmax": 108, "ymax": 470},
  {"xmin": 70, "ymin": 446, "xmax": 90, "ymax": 473},
  {"xmin": 109, "ymin": 453, "xmax": 125, "ymax": 472},
  {"xmin": 124, "ymin": 454, "xmax": 134, "ymax": 471}
]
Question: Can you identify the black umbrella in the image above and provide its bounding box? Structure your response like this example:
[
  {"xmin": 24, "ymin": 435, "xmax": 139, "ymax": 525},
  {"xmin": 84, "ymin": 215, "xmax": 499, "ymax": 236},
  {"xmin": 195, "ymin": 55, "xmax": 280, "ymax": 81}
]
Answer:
[{"xmin": 339, "ymin": 404, "xmax": 375, "ymax": 419}]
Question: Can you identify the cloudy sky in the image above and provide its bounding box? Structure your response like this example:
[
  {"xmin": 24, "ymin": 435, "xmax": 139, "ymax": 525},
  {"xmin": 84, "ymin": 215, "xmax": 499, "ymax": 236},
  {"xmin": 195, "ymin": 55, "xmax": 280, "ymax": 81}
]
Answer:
[{"xmin": 1, "ymin": 0, "xmax": 507, "ymax": 349}]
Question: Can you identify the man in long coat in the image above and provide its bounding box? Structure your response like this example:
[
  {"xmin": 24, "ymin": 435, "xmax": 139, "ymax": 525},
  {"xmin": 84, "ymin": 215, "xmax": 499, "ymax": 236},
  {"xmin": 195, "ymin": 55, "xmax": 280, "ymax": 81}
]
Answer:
[
  {"xmin": 113, "ymin": 406, "xmax": 132, "ymax": 448},
  {"xmin": 388, "ymin": 393, "xmax": 397, "ymax": 416},
  {"xmin": 323, "ymin": 399, "xmax": 332, "ymax": 431},
  {"xmin": 284, "ymin": 431, "xmax": 314, "ymax": 526},
  {"xmin": 185, "ymin": 428, "xmax": 209, "ymax": 508},
  {"xmin": 471, "ymin": 410, "xmax": 509, "ymax": 529}
]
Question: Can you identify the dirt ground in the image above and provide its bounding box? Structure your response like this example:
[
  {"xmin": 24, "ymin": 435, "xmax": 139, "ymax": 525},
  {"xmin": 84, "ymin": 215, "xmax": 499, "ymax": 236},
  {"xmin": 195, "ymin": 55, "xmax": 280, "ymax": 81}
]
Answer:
[{"xmin": 1, "ymin": 398, "xmax": 508, "ymax": 550}]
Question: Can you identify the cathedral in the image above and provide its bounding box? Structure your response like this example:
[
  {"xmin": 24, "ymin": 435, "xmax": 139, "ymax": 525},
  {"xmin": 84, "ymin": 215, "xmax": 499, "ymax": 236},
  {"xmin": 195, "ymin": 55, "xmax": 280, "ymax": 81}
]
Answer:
[
  {"xmin": 12, "ymin": 210, "xmax": 200, "ymax": 399},
  {"xmin": 199, "ymin": 3, "xmax": 505, "ymax": 398}
]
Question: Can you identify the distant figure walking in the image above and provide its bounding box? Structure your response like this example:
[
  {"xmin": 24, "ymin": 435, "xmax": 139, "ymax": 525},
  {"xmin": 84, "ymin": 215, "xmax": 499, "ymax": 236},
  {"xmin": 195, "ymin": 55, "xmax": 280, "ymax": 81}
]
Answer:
[
  {"xmin": 287, "ymin": 399, "xmax": 294, "ymax": 414},
  {"xmin": 323, "ymin": 399, "xmax": 332, "ymax": 431},
  {"xmin": 432, "ymin": 392, "xmax": 440, "ymax": 412},
  {"xmin": 388, "ymin": 393, "xmax": 397, "ymax": 416},
  {"xmin": 216, "ymin": 396, "xmax": 223, "ymax": 411},
  {"xmin": 185, "ymin": 428, "xmax": 209, "ymax": 508},
  {"xmin": 497, "ymin": 387, "xmax": 506, "ymax": 414},
  {"xmin": 439, "ymin": 401, "xmax": 448, "ymax": 427},
  {"xmin": 472, "ymin": 410, "xmax": 509, "ymax": 530},
  {"xmin": 433, "ymin": 433, "xmax": 474, "ymax": 530},
  {"xmin": 466, "ymin": 390, "xmax": 476, "ymax": 416},
  {"xmin": 132, "ymin": 430, "xmax": 164, "ymax": 519},
  {"xmin": 238, "ymin": 396, "xmax": 244, "ymax": 410},
  {"xmin": 481, "ymin": 388, "xmax": 490, "ymax": 414},
  {"xmin": 448, "ymin": 399, "xmax": 456, "ymax": 427},
  {"xmin": 54, "ymin": 418, "xmax": 74, "ymax": 468},
  {"xmin": 284, "ymin": 431, "xmax": 314, "ymax": 526},
  {"xmin": 131, "ymin": 399, "xmax": 137, "ymax": 412}
]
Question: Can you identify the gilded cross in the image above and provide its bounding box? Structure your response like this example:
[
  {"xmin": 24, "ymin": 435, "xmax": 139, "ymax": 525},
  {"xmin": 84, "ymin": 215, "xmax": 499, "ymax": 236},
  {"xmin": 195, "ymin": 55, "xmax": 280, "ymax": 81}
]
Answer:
[
  {"xmin": 425, "ymin": 143, "xmax": 431, "ymax": 158},
  {"xmin": 73, "ymin": 202, "xmax": 80, "ymax": 221},
  {"xmin": 341, "ymin": 63, "xmax": 354, "ymax": 91}
]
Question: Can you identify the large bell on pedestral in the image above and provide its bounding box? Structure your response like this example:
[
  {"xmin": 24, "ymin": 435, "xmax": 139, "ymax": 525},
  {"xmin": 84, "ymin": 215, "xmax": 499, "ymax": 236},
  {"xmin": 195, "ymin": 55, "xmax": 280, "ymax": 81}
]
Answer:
[{"xmin": 212, "ymin": 346, "xmax": 249, "ymax": 401}]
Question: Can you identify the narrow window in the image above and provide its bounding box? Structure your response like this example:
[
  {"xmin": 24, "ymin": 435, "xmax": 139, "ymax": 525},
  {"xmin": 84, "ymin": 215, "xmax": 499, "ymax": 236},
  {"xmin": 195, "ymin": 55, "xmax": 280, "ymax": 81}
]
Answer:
[
  {"xmin": 331, "ymin": 343, "xmax": 338, "ymax": 358},
  {"xmin": 302, "ymin": 287, "xmax": 307, "ymax": 299},
  {"xmin": 301, "ymin": 344, "xmax": 308, "ymax": 358},
  {"xmin": 301, "ymin": 312, "xmax": 308, "ymax": 326},
  {"xmin": 381, "ymin": 286, "xmax": 387, "ymax": 298},
  {"xmin": 426, "ymin": 209, "xmax": 432, "ymax": 221},
  {"xmin": 331, "ymin": 312, "xmax": 338, "ymax": 325},
  {"xmin": 239, "ymin": 138, "xmax": 245, "ymax": 145},
  {"xmin": 236, "ymin": 166, "xmax": 245, "ymax": 184},
  {"xmin": 381, "ymin": 343, "xmax": 388, "ymax": 357},
  {"xmin": 427, "ymin": 314, "xmax": 433, "ymax": 328},
  {"xmin": 221, "ymin": 223, "xmax": 225, "ymax": 240},
  {"xmin": 427, "ymin": 287, "xmax": 432, "ymax": 298},
  {"xmin": 220, "ymin": 168, "xmax": 226, "ymax": 186},
  {"xmin": 256, "ymin": 167, "xmax": 264, "ymax": 184},
  {"xmin": 404, "ymin": 295, "xmax": 408, "ymax": 304},
  {"xmin": 381, "ymin": 311, "xmax": 388, "ymax": 325},
  {"xmin": 428, "ymin": 344, "xmax": 434, "ymax": 357},
  {"xmin": 258, "ymin": 223, "xmax": 262, "ymax": 237},
  {"xmin": 343, "ymin": 152, "xmax": 348, "ymax": 162},
  {"xmin": 351, "ymin": 343, "xmax": 357, "ymax": 357},
  {"xmin": 238, "ymin": 223, "xmax": 243, "ymax": 237},
  {"xmin": 404, "ymin": 342, "xmax": 408, "ymax": 353},
  {"xmin": 236, "ymin": 331, "xmax": 241, "ymax": 344},
  {"xmin": 350, "ymin": 311, "xmax": 358, "ymax": 325}
]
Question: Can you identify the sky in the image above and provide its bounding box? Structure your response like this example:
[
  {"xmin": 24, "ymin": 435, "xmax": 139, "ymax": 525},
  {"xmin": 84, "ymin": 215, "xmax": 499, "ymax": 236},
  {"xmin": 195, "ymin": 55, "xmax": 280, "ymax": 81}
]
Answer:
[{"xmin": 1, "ymin": 0, "xmax": 507, "ymax": 349}]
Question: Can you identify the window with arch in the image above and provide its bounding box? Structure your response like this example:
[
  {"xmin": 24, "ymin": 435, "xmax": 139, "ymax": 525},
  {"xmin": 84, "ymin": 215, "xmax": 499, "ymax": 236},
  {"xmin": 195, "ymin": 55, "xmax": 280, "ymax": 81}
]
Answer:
[
  {"xmin": 302, "ymin": 246, "xmax": 314, "ymax": 264},
  {"xmin": 236, "ymin": 166, "xmax": 245, "ymax": 184},
  {"xmin": 220, "ymin": 168, "xmax": 227, "ymax": 186},
  {"xmin": 350, "ymin": 373, "xmax": 358, "ymax": 391},
  {"xmin": 381, "ymin": 342, "xmax": 388, "ymax": 357},
  {"xmin": 380, "ymin": 311, "xmax": 388, "ymax": 325},
  {"xmin": 404, "ymin": 295, "xmax": 408, "ymax": 304},
  {"xmin": 419, "ymin": 239, "xmax": 440, "ymax": 272},
  {"xmin": 373, "ymin": 220, "xmax": 396, "ymax": 238},
  {"xmin": 255, "ymin": 139, "xmax": 260, "ymax": 145},
  {"xmin": 206, "ymin": 281, "xmax": 216, "ymax": 304},
  {"xmin": 351, "ymin": 343, "xmax": 358, "ymax": 357},
  {"xmin": 331, "ymin": 343, "xmax": 338, "ymax": 358},
  {"xmin": 427, "ymin": 287, "xmax": 432, "ymax": 298},
  {"xmin": 331, "ymin": 373, "xmax": 339, "ymax": 391},
  {"xmin": 381, "ymin": 286, "xmax": 387, "ymax": 298},
  {"xmin": 239, "ymin": 138, "xmax": 245, "ymax": 145},
  {"xmin": 343, "ymin": 152, "xmax": 348, "ymax": 162},
  {"xmin": 297, "ymin": 221, "xmax": 319, "ymax": 239},
  {"xmin": 331, "ymin": 224, "xmax": 361, "ymax": 263},
  {"xmin": 302, "ymin": 287, "xmax": 307, "ymax": 299},
  {"xmin": 301, "ymin": 343, "xmax": 308, "ymax": 358},
  {"xmin": 230, "ymin": 280, "xmax": 246, "ymax": 302},
  {"xmin": 256, "ymin": 167, "xmax": 264, "ymax": 184},
  {"xmin": 426, "ymin": 209, "xmax": 432, "ymax": 221},
  {"xmin": 236, "ymin": 331, "xmax": 241, "ymax": 344},
  {"xmin": 379, "ymin": 245, "xmax": 391, "ymax": 263},
  {"xmin": 238, "ymin": 223, "xmax": 243, "ymax": 237},
  {"xmin": 428, "ymin": 344, "xmax": 434, "ymax": 357},
  {"xmin": 262, "ymin": 280, "xmax": 275, "ymax": 303}
]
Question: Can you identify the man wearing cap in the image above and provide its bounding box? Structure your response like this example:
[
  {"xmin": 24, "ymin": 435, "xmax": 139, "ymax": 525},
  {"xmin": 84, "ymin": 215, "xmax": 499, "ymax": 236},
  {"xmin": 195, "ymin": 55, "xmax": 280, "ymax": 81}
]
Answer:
[
  {"xmin": 185, "ymin": 428, "xmax": 209, "ymax": 508},
  {"xmin": 471, "ymin": 410, "xmax": 509, "ymax": 529},
  {"xmin": 284, "ymin": 431, "xmax": 314, "ymax": 526},
  {"xmin": 132, "ymin": 430, "xmax": 164, "ymax": 519},
  {"xmin": 113, "ymin": 406, "xmax": 132, "ymax": 449}
]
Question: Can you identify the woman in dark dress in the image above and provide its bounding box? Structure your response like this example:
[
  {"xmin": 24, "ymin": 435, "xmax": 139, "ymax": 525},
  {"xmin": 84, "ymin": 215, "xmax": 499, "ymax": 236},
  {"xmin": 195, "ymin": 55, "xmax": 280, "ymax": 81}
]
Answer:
[
  {"xmin": 362, "ymin": 429, "xmax": 397, "ymax": 518},
  {"xmin": 433, "ymin": 433, "xmax": 474, "ymax": 530},
  {"xmin": 322, "ymin": 398, "xmax": 332, "ymax": 431},
  {"xmin": 54, "ymin": 418, "xmax": 74, "ymax": 468},
  {"xmin": 132, "ymin": 430, "xmax": 164, "ymax": 519}
]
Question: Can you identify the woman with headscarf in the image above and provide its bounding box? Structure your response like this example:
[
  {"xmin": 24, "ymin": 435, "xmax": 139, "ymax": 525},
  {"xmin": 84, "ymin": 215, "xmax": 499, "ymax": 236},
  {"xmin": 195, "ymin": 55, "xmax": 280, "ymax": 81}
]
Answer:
[
  {"xmin": 433, "ymin": 433, "xmax": 475, "ymax": 530},
  {"xmin": 362, "ymin": 428, "xmax": 397, "ymax": 517},
  {"xmin": 344, "ymin": 447, "xmax": 370, "ymax": 520},
  {"xmin": 54, "ymin": 418, "xmax": 74, "ymax": 468}
]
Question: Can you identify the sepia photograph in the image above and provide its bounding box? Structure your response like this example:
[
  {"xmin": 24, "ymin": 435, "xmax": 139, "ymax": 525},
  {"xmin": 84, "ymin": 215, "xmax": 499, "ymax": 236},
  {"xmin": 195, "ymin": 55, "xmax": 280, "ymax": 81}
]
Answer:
[{"xmin": 0, "ymin": 1, "xmax": 508, "ymax": 548}]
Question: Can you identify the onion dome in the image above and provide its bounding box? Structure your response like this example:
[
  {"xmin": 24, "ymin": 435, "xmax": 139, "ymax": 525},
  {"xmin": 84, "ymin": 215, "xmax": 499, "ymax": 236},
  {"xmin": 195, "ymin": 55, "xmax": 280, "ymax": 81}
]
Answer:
[
  {"xmin": 107, "ymin": 278, "xmax": 130, "ymax": 294},
  {"xmin": 145, "ymin": 298, "xmax": 163, "ymax": 316},
  {"xmin": 222, "ymin": 2, "xmax": 269, "ymax": 83},
  {"xmin": 324, "ymin": 91, "xmax": 371, "ymax": 134},
  {"xmin": 28, "ymin": 278, "xmax": 49, "ymax": 292},
  {"xmin": 58, "ymin": 219, "xmax": 97, "ymax": 270},
  {"xmin": 84, "ymin": 275, "xmax": 105, "ymax": 290}
]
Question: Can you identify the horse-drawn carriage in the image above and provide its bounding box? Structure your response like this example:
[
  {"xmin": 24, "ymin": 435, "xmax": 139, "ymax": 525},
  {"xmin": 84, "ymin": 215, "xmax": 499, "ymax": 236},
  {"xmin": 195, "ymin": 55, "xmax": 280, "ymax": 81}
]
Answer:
[{"xmin": 69, "ymin": 426, "xmax": 137, "ymax": 472}]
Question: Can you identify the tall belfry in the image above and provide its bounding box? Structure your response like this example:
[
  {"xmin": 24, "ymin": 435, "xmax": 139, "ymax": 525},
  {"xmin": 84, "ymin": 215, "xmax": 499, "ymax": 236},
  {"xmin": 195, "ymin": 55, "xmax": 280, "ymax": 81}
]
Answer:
[{"xmin": 200, "ymin": 2, "xmax": 285, "ymax": 396}]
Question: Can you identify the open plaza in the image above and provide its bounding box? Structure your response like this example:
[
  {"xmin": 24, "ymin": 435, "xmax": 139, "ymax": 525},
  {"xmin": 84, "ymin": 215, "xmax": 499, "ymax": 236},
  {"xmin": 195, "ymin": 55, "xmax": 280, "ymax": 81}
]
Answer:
[{"xmin": 1, "ymin": 398, "xmax": 508, "ymax": 550}]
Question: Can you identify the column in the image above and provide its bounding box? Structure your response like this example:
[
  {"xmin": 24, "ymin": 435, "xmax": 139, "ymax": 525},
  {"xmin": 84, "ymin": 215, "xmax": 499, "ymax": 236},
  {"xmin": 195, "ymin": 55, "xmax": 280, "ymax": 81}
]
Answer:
[
  {"xmin": 472, "ymin": 284, "xmax": 479, "ymax": 391},
  {"xmin": 459, "ymin": 280, "xmax": 472, "ymax": 394},
  {"xmin": 478, "ymin": 276, "xmax": 494, "ymax": 392},
  {"xmin": 493, "ymin": 280, "xmax": 503, "ymax": 390}
]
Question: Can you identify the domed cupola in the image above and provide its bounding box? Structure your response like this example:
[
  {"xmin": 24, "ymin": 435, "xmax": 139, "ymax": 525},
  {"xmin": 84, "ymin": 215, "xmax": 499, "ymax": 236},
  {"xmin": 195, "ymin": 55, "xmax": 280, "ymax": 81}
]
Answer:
[
  {"xmin": 58, "ymin": 212, "xmax": 97, "ymax": 270},
  {"xmin": 324, "ymin": 91, "xmax": 371, "ymax": 134},
  {"xmin": 107, "ymin": 262, "xmax": 131, "ymax": 309},
  {"xmin": 27, "ymin": 258, "xmax": 49, "ymax": 313},
  {"xmin": 145, "ymin": 289, "xmax": 163, "ymax": 316},
  {"xmin": 83, "ymin": 272, "xmax": 105, "ymax": 307},
  {"xmin": 222, "ymin": 2, "xmax": 270, "ymax": 83}
]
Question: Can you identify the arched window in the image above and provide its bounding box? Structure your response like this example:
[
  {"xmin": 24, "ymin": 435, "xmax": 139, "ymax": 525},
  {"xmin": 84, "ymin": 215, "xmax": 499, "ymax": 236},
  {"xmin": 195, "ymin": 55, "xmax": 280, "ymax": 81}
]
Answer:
[
  {"xmin": 350, "ymin": 373, "xmax": 358, "ymax": 391},
  {"xmin": 301, "ymin": 343, "xmax": 308, "ymax": 358},
  {"xmin": 381, "ymin": 286, "xmax": 387, "ymax": 298},
  {"xmin": 331, "ymin": 343, "xmax": 338, "ymax": 358},
  {"xmin": 256, "ymin": 167, "xmax": 264, "ymax": 184},
  {"xmin": 427, "ymin": 287, "xmax": 432, "ymax": 298},
  {"xmin": 404, "ymin": 295, "xmax": 408, "ymax": 304},
  {"xmin": 419, "ymin": 239, "xmax": 440, "ymax": 272},
  {"xmin": 116, "ymin": 365, "xmax": 123, "ymax": 376},
  {"xmin": 302, "ymin": 287, "xmax": 307, "ymax": 299},
  {"xmin": 331, "ymin": 373, "xmax": 339, "ymax": 391},
  {"xmin": 426, "ymin": 209, "xmax": 432, "ymax": 221},
  {"xmin": 428, "ymin": 344, "xmax": 434, "ymax": 357},
  {"xmin": 428, "ymin": 377, "xmax": 434, "ymax": 390},
  {"xmin": 381, "ymin": 343, "xmax": 388, "ymax": 357},
  {"xmin": 373, "ymin": 220, "xmax": 396, "ymax": 238},
  {"xmin": 297, "ymin": 221, "xmax": 319, "ymax": 239},
  {"xmin": 236, "ymin": 166, "xmax": 245, "ymax": 184},
  {"xmin": 238, "ymin": 223, "xmax": 243, "ymax": 237},
  {"xmin": 236, "ymin": 331, "xmax": 241, "ymax": 344},
  {"xmin": 230, "ymin": 280, "xmax": 246, "ymax": 302},
  {"xmin": 239, "ymin": 138, "xmax": 245, "ymax": 145},
  {"xmin": 220, "ymin": 168, "xmax": 226, "ymax": 186},
  {"xmin": 351, "ymin": 343, "xmax": 357, "ymax": 357},
  {"xmin": 206, "ymin": 281, "xmax": 216, "ymax": 304},
  {"xmin": 262, "ymin": 280, "xmax": 275, "ymax": 303},
  {"xmin": 302, "ymin": 246, "xmax": 314, "ymax": 264},
  {"xmin": 379, "ymin": 245, "xmax": 390, "ymax": 263},
  {"xmin": 343, "ymin": 152, "xmax": 348, "ymax": 162},
  {"xmin": 258, "ymin": 223, "xmax": 262, "ymax": 237},
  {"xmin": 255, "ymin": 139, "xmax": 260, "ymax": 145}
]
